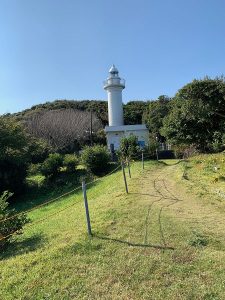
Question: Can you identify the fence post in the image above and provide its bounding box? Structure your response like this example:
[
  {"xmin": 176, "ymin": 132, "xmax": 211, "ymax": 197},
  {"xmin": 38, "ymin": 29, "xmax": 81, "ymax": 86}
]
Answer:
[
  {"xmin": 142, "ymin": 150, "xmax": 144, "ymax": 170},
  {"xmin": 121, "ymin": 161, "xmax": 128, "ymax": 194},
  {"xmin": 82, "ymin": 180, "xmax": 92, "ymax": 236}
]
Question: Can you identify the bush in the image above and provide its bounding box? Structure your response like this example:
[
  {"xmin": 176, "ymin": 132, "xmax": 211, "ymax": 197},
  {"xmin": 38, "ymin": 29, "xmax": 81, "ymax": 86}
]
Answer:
[
  {"xmin": 28, "ymin": 163, "xmax": 42, "ymax": 175},
  {"xmin": 40, "ymin": 153, "xmax": 63, "ymax": 178},
  {"xmin": 63, "ymin": 154, "xmax": 79, "ymax": 172},
  {"xmin": 81, "ymin": 145, "xmax": 110, "ymax": 175},
  {"xmin": 119, "ymin": 135, "xmax": 140, "ymax": 160},
  {"xmin": 0, "ymin": 191, "xmax": 29, "ymax": 250},
  {"xmin": 0, "ymin": 117, "xmax": 30, "ymax": 195}
]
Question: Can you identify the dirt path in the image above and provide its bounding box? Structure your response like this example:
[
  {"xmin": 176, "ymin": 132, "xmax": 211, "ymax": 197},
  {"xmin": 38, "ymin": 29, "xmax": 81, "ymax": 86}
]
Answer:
[{"xmin": 131, "ymin": 162, "xmax": 225, "ymax": 247}]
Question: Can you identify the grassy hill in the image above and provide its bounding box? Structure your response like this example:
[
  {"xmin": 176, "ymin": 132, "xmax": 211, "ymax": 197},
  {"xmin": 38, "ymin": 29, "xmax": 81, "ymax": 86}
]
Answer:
[{"xmin": 1, "ymin": 157, "xmax": 225, "ymax": 299}]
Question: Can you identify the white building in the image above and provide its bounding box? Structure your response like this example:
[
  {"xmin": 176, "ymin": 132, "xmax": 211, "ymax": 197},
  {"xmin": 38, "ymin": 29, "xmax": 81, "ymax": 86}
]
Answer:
[{"xmin": 104, "ymin": 65, "xmax": 149, "ymax": 151}]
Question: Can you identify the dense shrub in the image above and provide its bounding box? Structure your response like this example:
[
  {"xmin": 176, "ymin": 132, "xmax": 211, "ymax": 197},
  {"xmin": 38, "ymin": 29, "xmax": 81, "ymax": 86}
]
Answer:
[
  {"xmin": 172, "ymin": 144, "xmax": 198, "ymax": 159},
  {"xmin": 119, "ymin": 136, "xmax": 140, "ymax": 160},
  {"xmin": 63, "ymin": 154, "xmax": 79, "ymax": 172},
  {"xmin": 81, "ymin": 145, "xmax": 110, "ymax": 175},
  {"xmin": 28, "ymin": 163, "xmax": 42, "ymax": 175},
  {"xmin": 0, "ymin": 191, "xmax": 29, "ymax": 250},
  {"xmin": 40, "ymin": 153, "xmax": 63, "ymax": 178},
  {"xmin": 0, "ymin": 117, "xmax": 30, "ymax": 195}
]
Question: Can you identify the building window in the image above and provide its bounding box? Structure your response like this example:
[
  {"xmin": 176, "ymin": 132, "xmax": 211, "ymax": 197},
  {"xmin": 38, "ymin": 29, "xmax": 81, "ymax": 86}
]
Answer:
[{"xmin": 138, "ymin": 141, "xmax": 145, "ymax": 148}]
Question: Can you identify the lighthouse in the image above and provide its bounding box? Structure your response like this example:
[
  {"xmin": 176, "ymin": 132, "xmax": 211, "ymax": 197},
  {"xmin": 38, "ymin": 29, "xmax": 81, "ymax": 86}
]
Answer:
[
  {"xmin": 103, "ymin": 64, "xmax": 125, "ymax": 126},
  {"xmin": 104, "ymin": 65, "xmax": 149, "ymax": 151}
]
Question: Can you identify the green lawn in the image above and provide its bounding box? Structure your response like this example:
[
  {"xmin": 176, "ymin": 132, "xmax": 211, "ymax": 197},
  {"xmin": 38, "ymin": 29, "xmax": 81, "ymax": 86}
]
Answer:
[{"xmin": 1, "ymin": 159, "xmax": 225, "ymax": 299}]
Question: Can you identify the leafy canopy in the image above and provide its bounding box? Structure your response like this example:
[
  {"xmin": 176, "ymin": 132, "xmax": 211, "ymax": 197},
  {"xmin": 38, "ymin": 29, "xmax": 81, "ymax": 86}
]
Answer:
[
  {"xmin": 119, "ymin": 135, "xmax": 140, "ymax": 160},
  {"xmin": 161, "ymin": 77, "xmax": 225, "ymax": 151},
  {"xmin": 0, "ymin": 191, "xmax": 29, "ymax": 250}
]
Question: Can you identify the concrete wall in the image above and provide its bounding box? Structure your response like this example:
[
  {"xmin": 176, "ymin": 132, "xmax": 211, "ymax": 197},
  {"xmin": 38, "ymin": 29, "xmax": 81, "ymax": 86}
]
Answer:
[{"xmin": 106, "ymin": 129, "xmax": 149, "ymax": 150}]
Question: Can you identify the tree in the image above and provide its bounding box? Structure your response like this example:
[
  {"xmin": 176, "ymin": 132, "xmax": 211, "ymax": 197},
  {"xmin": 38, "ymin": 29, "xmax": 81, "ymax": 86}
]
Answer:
[
  {"xmin": 119, "ymin": 135, "xmax": 140, "ymax": 160},
  {"xmin": 161, "ymin": 78, "xmax": 225, "ymax": 151},
  {"xmin": 124, "ymin": 101, "xmax": 148, "ymax": 125},
  {"xmin": 81, "ymin": 145, "xmax": 110, "ymax": 175},
  {"xmin": 40, "ymin": 153, "xmax": 64, "ymax": 178},
  {"xmin": 24, "ymin": 109, "xmax": 103, "ymax": 153},
  {"xmin": 0, "ymin": 117, "xmax": 30, "ymax": 195},
  {"xmin": 63, "ymin": 154, "xmax": 79, "ymax": 173},
  {"xmin": 0, "ymin": 191, "xmax": 29, "ymax": 250},
  {"xmin": 142, "ymin": 95, "xmax": 171, "ymax": 142}
]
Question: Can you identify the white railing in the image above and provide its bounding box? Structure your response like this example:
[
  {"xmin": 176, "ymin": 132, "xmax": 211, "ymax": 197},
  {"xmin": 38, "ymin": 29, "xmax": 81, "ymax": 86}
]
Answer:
[{"xmin": 103, "ymin": 78, "xmax": 125, "ymax": 88}]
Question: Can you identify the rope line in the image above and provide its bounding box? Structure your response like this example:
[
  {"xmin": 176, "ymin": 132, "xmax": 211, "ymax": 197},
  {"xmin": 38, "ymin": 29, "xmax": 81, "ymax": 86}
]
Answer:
[
  {"xmin": 0, "ymin": 199, "xmax": 82, "ymax": 242},
  {"xmin": 0, "ymin": 164, "xmax": 123, "ymax": 242},
  {"xmin": 0, "ymin": 185, "xmax": 82, "ymax": 224},
  {"xmin": 0, "ymin": 157, "xmax": 155, "ymax": 242},
  {"xmin": 0, "ymin": 163, "xmax": 121, "ymax": 224}
]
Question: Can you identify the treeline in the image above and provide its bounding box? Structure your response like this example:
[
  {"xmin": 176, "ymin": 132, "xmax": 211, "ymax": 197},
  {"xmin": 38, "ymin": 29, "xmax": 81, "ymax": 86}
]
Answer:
[
  {"xmin": 14, "ymin": 99, "xmax": 149, "ymax": 127},
  {"xmin": 11, "ymin": 100, "xmax": 150, "ymax": 153},
  {"xmin": 1, "ymin": 76, "xmax": 225, "ymax": 197}
]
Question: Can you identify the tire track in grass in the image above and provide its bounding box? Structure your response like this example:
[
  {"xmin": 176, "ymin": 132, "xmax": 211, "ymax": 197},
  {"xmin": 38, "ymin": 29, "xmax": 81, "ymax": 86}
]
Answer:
[{"xmin": 142, "ymin": 165, "xmax": 182, "ymax": 248}]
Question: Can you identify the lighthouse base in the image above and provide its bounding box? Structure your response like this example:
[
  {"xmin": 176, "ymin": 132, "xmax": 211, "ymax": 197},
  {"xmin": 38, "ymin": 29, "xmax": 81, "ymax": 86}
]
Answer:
[{"xmin": 105, "ymin": 124, "xmax": 149, "ymax": 151}]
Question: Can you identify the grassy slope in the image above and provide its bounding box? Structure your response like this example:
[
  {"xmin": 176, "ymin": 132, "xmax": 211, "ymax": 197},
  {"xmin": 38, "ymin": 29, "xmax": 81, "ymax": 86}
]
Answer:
[{"xmin": 1, "ymin": 159, "xmax": 225, "ymax": 300}]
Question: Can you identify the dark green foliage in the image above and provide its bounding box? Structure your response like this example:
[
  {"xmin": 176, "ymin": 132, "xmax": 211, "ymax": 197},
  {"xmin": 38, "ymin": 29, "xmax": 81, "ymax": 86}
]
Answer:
[
  {"xmin": 119, "ymin": 135, "xmax": 140, "ymax": 159},
  {"xmin": 143, "ymin": 95, "xmax": 171, "ymax": 142},
  {"xmin": 0, "ymin": 191, "xmax": 29, "ymax": 250},
  {"xmin": 124, "ymin": 101, "xmax": 148, "ymax": 125},
  {"xmin": 0, "ymin": 117, "xmax": 30, "ymax": 195},
  {"xmin": 40, "ymin": 153, "xmax": 64, "ymax": 178},
  {"xmin": 15, "ymin": 99, "xmax": 148, "ymax": 127},
  {"xmin": 29, "ymin": 138, "xmax": 51, "ymax": 164},
  {"xmin": 27, "ymin": 163, "xmax": 42, "ymax": 176},
  {"xmin": 161, "ymin": 78, "xmax": 225, "ymax": 151},
  {"xmin": 81, "ymin": 145, "xmax": 110, "ymax": 175},
  {"xmin": 63, "ymin": 154, "xmax": 79, "ymax": 173}
]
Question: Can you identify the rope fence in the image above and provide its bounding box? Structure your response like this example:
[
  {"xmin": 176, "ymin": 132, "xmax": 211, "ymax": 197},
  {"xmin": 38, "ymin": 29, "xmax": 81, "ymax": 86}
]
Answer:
[{"xmin": 0, "ymin": 153, "xmax": 157, "ymax": 242}]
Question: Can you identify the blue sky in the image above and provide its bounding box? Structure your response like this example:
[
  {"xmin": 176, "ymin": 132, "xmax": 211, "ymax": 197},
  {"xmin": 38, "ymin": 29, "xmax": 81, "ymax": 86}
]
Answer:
[{"xmin": 0, "ymin": 0, "xmax": 225, "ymax": 114}]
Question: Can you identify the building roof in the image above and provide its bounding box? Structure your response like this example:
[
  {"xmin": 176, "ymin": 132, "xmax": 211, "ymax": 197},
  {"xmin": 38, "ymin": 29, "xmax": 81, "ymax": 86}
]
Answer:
[
  {"xmin": 105, "ymin": 124, "xmax": 148, "ymax": 132},
  {"xmin": 109, "ymin": 64, "xmax": 118, "ymax": 74}
]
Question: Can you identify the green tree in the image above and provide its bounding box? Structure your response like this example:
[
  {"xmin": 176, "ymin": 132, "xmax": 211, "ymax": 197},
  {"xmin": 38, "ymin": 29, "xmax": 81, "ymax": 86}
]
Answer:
[
  {"xmin": 40, "ymin": 153, "xmax": 64, "ymax": 178},
  {"xmin": 124, "ymin": 101, "xmax": 148, "ymax": 125},
  {"xmin": 142, "ymin": 95, "xmax": 171, "ymax": 142},
  {"xmin": 0, "ymin": 117, "xmax": 30, "ymax": 195},
  {"xmin": 161, "ymin": 78, "xmax": 225, "ymax": 151},
  {"xmin": 119, "ymin": 135, "xmax": 140, "ymax": 160},
  {"xmin": 63, "ymin": 154, "xmax": 79, "ymax": 173},
  {"xmin": 81, "ymin": 145, "xmax": 110, "ymax": 175},
  {"xmin": 0, "ymin": 191, "xmax": 29, "ymax": 250}
]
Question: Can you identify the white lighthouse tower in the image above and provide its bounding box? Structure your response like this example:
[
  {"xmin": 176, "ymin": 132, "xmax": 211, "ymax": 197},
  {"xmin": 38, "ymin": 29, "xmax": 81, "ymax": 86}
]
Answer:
[
  {"xmin": 104, "ymin": 65, "xmax": 149, "ymax": 151},
  {"xmin": 103, "ymin": 65, "xmax": 125, "ymax": 126}
]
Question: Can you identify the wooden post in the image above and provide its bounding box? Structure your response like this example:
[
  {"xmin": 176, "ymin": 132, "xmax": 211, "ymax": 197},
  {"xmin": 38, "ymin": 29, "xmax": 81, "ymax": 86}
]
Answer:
[
  {"xmin": 82, "ymin": 180, "xmax": 92, "ymax": 236},
  {"xmin": 142, "ymin": 150, "xmax": 144, "ymax": 170},
  {"xmin": 121, "ymin": 161, "xmax": 128, "ymax": 194}
]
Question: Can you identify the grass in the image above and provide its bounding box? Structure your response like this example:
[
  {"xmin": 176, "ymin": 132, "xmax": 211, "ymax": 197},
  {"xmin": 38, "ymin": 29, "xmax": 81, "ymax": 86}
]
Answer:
[{"xmin": 1, "ymin": 159, "xmax": 225, "ymax": 299}]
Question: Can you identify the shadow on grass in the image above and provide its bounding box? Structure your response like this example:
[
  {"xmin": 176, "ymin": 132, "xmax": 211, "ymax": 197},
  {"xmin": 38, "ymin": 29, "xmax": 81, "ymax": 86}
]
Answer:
[
  {"xmin": 130, "ymin": 192, "xmax": 161, "ymax": 198},
  {"xmin": 157, "ymin": 159, "xmax": 187, "ymax": 166},
  {"xmin": 0, "ymin": 233, "xmax": 45, "ymax": 260},
  {"xmin": 93, "ymin": 234, "xmax": 174, "ymax": 250}
]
